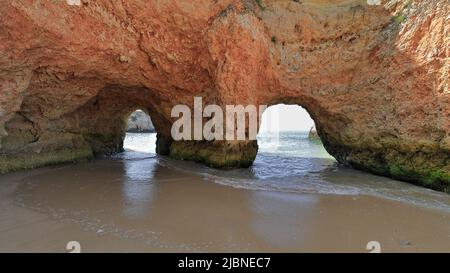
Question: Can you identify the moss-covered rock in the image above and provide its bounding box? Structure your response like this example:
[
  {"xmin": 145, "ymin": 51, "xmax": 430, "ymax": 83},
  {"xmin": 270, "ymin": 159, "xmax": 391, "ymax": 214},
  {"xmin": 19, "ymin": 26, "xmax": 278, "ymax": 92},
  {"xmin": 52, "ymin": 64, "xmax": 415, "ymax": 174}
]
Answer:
[
  {"xmin": 388, "ymin": 164, "xmax": 450, "ymax": 193},
  {"xmin": 0, "ymin": 131, "xmax": 94, "ymax": 173},
  {"xmin": 169, "ymin": 140, "xmax": 258, "ymax": 168},
  {"xmin": 339, "ymin": 146, "xmax": 450, "ymax": 193},
  {"xmin": 0, "ymin": 144, "xmax": 93, "ymax": 174}
]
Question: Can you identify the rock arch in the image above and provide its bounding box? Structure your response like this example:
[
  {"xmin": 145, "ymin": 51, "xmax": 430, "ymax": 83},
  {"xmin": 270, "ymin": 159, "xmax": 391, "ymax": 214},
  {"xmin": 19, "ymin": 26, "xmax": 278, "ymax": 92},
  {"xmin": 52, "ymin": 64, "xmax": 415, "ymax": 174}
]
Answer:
[{"xmin": 0, "ymin": 0, "xmax": 448, "ymax": 191}]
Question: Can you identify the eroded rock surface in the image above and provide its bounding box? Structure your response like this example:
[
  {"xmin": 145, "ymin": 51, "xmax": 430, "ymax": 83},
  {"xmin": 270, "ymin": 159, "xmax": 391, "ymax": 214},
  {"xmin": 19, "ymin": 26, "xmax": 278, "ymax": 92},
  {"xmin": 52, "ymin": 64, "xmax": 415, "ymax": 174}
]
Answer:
[
  {"xmin": 126, "ymin": 110, "xmax": 155, "ymax": 133},
  {"xmin": 0, "ymin": 0, "xmax": 449, "ymax": 191}
]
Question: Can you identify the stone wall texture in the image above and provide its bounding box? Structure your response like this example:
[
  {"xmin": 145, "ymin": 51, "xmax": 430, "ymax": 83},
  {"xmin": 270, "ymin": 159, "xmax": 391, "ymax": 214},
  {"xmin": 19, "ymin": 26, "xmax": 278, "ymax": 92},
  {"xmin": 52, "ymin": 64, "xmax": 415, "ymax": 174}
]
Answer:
[{"xmin": 0, "ymin": 0, "xmax": 448, "ymax": 191}]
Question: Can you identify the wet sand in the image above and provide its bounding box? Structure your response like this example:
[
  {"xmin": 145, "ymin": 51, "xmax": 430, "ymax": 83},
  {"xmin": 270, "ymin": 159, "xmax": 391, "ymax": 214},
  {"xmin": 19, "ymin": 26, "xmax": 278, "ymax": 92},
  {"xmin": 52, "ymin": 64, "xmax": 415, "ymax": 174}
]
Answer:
[{"xmin": 0, "ymin": 157, "xmax": 449, "ymax": 252}]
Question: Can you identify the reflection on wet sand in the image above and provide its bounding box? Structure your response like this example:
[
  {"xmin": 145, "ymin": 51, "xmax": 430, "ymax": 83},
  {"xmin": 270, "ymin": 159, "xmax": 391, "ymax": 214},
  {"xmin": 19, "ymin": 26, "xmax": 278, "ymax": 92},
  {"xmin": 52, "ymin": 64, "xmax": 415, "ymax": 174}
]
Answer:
[{"xmin": 0, "ymin": 154, "xmax": 449, "ymax": 252}]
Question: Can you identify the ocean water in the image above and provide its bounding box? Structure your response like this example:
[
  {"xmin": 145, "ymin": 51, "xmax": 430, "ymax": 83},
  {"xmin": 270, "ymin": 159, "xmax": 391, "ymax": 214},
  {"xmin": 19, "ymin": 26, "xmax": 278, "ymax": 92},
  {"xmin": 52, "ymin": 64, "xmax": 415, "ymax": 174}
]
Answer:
[
  {"xmin": 1, "ymin": 131, "xmax": 449, "ymax": 252},
  {"xmin": 123, "ymin": 132, "xmax": 450, "ymax": 211}
]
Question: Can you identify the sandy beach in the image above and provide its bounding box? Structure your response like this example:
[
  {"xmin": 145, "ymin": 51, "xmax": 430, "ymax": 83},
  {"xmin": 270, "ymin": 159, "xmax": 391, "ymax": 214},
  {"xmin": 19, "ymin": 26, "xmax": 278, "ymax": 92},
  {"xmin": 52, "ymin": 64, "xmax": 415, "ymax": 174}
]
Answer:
[{"xmin": 0, "ymin": 155, "xmax": 449, "ymax": 253}]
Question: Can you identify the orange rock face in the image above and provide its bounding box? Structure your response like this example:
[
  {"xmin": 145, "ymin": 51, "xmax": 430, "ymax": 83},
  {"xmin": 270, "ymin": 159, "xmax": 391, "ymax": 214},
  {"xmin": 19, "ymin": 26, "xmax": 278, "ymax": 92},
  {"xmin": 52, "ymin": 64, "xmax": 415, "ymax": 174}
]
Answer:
[{"xmin": 0, "ymin": 0, "xmax": 449, "ymax": 191}]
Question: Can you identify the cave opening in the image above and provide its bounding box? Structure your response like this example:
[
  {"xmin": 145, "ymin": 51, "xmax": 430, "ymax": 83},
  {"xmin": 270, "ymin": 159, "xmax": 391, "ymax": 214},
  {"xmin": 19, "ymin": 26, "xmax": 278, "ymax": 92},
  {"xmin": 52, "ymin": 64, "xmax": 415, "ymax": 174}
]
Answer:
[
  {"xmin": 123, "ymin": 109, "xmax": 157, "ymax": 154},
  {"xmin": 257, "ymin": 104, "xmax": 333, "ymax": 159}
]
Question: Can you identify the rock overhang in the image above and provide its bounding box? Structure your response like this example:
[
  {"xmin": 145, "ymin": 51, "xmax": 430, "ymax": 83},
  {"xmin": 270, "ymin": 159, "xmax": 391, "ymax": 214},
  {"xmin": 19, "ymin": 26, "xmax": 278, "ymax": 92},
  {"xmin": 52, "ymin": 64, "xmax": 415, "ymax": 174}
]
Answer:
[{"xmin": 0, "ymin": 0, "xmax": 448, "ymax": 192}]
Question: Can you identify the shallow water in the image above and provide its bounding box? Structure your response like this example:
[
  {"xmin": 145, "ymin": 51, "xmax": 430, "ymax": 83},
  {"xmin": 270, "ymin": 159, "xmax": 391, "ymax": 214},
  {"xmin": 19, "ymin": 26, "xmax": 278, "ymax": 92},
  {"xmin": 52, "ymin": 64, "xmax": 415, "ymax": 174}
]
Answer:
[
  {"xmin": 125, "ymin": 132, "xmax": 450, "ymax": 211},
  {"xmin": 0, "ymin": 132, "xmax": 449, "ymax": 252}
]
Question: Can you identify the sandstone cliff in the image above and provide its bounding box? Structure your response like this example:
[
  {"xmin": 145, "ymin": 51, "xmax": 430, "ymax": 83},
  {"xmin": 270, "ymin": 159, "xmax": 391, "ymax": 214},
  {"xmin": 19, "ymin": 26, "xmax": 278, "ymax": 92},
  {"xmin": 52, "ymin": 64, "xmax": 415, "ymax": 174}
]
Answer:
[
  {"xmin": 0, "ymin": 0, "xmax": 448, "ymax": 191},
  {"xmin": 126, "ymin": 110, "xmax": 155, "ymax": 133}
]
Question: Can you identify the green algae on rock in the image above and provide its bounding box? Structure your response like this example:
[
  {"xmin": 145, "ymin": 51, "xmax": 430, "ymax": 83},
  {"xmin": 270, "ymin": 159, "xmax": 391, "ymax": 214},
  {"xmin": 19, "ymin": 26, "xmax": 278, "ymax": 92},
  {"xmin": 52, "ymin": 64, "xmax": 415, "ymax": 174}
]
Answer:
[{"xmin": 169, "ymin": 140, "xmax": 258, "ymax": 169}]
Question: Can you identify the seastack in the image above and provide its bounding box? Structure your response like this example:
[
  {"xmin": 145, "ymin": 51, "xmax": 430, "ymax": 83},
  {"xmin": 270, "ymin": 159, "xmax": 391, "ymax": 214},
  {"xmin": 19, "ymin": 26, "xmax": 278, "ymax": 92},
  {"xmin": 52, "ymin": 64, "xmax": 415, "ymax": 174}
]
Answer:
[
  {"xmin": 126, "ymin": 110, "xmax": 155, "ymax": 133},
  {"xmin": 308, "ymin": 125, "xmax": 320, "ymax": 141},
  {"xmin": 0, "ymin": 0, "xmax": 448, "ymax": 192}
]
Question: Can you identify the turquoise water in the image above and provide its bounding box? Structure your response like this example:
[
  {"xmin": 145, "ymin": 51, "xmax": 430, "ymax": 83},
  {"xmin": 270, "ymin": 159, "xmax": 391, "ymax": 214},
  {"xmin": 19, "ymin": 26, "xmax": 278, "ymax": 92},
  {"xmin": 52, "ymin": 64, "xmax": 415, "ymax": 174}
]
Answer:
[{"xmin": 123, "ymin": 132, "xmax": 450, "ymax": 211}]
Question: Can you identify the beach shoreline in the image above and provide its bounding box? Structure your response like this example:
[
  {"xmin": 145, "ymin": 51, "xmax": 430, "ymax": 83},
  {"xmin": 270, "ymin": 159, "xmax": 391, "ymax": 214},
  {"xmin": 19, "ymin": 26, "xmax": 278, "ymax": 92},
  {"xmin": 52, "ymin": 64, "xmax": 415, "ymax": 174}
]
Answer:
[{"xmin": 0, "ymin": 158, "xmax": 449, "ymax": 253}]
